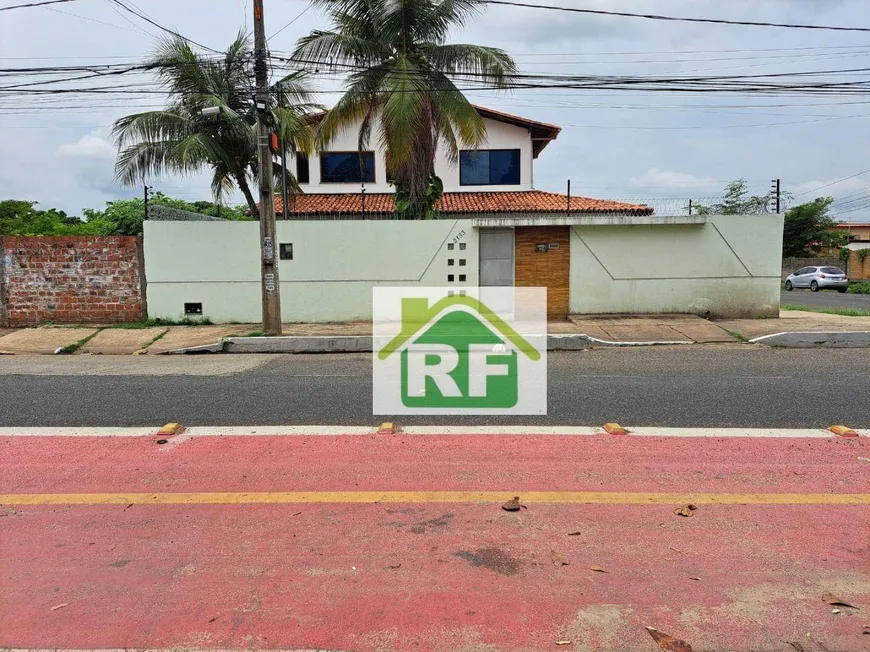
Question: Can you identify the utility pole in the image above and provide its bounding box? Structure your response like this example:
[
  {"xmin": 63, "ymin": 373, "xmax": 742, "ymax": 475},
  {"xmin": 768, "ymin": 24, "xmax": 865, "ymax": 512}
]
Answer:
[
  {"xmin": 144, "ymin": 185, "xmax": 151, "ymax": 220},
  {"xmin": 254, "ymin": 0, "xmax": 282, "ymax": 335},
  {"xmin": 277, "ymin": 84, "xmax": 289, "ymax": 221},
  {"xmin": 771, "ymin": 178, "xmax": 781, "ymax": 214}
]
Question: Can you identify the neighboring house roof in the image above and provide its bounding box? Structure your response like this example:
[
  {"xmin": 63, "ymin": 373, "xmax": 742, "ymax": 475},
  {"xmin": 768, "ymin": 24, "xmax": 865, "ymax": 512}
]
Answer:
[
  {"xmin": 378, "ymin": 295, "xmax": 541, "ymax": 361},
  {"xmin": 305, "ymin": 105, "xmax": 561, "ymax": 158},
  {"xmin": 835, "ymin": 222, "xmax": 870, "ymax": 228},
  {"xmin": 275, "ymin": 190, "xmax": 652, "ymax": 216}
]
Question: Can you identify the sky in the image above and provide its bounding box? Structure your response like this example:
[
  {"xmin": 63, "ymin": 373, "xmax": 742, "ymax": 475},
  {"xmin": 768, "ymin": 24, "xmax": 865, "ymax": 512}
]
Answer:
[{"xmin": 1, "ymin": 0, "xmax": 869, "ymax": 221}]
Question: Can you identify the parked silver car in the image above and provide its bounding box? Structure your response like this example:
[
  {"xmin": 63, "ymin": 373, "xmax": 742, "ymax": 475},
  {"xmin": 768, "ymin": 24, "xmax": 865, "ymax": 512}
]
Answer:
[{"xmin": 784, "ymin": 266, "xmax": 849, "ymax": 293}]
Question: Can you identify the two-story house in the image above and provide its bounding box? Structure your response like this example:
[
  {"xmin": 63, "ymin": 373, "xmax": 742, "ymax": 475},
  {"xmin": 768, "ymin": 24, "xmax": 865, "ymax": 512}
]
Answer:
[
  {"xmin": 275, "ymin": 105, "xmax": 652, "ymax": 317},
  {"xmin": 145, "ymin": 105, "xmax": 783, "ymax": 322}
]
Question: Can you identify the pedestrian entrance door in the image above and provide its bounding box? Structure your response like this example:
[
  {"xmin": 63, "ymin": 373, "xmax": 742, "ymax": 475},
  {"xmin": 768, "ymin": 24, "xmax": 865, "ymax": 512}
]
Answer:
[{"xmin": 479, "ymin": 229, "xmax": 514, "ymax": 287}]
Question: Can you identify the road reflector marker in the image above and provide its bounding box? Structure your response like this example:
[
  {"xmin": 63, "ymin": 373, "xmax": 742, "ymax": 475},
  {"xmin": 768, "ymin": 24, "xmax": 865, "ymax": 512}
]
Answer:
[
  {"xmin": 156, "ymin": 423, "xmax": 185, "ymax": 436},
  {"xmin": 378, "ymin": 422, "xmax": 398, "ymax": 434},
  {"xmin": 603, "ymin": 422, "xmax": 627, "ymax": 435},
  {"xmin": 828, "ymin": 425, "xmax": 859, "ymax": 438}
]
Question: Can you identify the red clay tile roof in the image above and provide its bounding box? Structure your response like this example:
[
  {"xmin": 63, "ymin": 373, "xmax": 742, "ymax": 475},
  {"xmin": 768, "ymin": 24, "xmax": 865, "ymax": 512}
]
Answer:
[
  {"xmin": 306, "ymin": 105, "xmax": 561, "ymax": 157},
  {"xmin": 274, "ymin": 191, "xmax": 652, "ymax": 216}
]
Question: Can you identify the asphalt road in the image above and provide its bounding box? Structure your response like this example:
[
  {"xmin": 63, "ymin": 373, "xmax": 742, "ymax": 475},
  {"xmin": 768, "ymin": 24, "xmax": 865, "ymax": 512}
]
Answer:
[
  {"xmin": 781, "ymin": 289, "xmax": 870, "ymax": 309},
  {"xmin": 1, "ymin": 347, "xmax": 868, "ymax": 428}
]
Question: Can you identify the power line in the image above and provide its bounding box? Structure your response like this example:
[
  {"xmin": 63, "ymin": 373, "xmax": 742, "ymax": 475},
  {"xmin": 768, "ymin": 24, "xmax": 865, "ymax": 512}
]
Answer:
[
  {"xmin": 268, "ymin": 3, "xmax": 312, "ymax": 41},
  {"xmin": 482, "ymin": 1, "xmax": 870, "ymax": 33},
  {"xmin": 105, "ymin": 0, "xmax": 220, "ymax": 53},
  {"xmin": 0, "ymin": 0, "xmax": 80, "ymax": 11},
  {"xmin": 794, "ymin": 168, "xmax": 870, "ymax": 197}
]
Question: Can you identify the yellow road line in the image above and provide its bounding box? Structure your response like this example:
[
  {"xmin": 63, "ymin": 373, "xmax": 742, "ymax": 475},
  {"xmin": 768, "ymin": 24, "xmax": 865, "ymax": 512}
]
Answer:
[{"xmin": 2, "ymin": 491, "xmax": 869, "ymax": 505}]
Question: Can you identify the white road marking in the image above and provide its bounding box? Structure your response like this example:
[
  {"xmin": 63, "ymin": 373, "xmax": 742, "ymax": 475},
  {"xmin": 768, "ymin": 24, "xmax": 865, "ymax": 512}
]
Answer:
[
  {"xmin": 0, "ymin": 426, "xmax": 864, "ymax": 438},
  {"xmin": 625, "ymin": 427, "xmax": 838, "ymax": 438},
  {"xmin": 750, "ymin": 330, "xmax": 870, "ymax": 343},
  {"xmin": 0, "ymin": 427, "xmax": 156, "ymax": 437}
]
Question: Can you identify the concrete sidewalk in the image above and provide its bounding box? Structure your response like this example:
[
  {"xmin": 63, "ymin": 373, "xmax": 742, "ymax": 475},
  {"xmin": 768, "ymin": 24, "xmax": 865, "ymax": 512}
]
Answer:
[{"xmin": 0, "ymin": 311, "xmax": 867, "ymax": 354}]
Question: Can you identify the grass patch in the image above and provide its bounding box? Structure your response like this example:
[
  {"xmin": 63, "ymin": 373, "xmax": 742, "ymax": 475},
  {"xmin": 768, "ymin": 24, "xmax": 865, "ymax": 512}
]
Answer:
[
  {"xmin": 244, "ymin": 331, "xmax": 266, "ymax": 338},
  {"xmin": 848, "ymin": 281, "xmax": 870, "ymax": 294},
  {"xmin": 111, "ymin": 317, "xmax": 214, "ymax": 329},
  {"xmin": 724, "ymin": 329, "xmax": 750, "ymax": 343},
  {"xmin": 57, "ymin": 328, "xmax": 103, "ymax": 354},
  {"xmin": 782, "ymin": 304, "xmax": 870, "ymax": 317}
]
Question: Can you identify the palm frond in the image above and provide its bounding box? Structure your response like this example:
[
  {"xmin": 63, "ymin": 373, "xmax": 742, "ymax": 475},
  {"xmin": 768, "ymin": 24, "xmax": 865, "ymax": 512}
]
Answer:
[{"xmin": 419, "ymin": 43, "xmax": 517, "ymax": 83}]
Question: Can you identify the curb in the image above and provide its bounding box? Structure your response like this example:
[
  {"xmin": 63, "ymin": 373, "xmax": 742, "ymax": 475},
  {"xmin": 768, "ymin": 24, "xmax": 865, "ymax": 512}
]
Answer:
[
  {"xmin": 749, "ymin": 331, "xmax": 870, "ymax": 348},
  {"xmin": 167, "ymin": 334, "xmax": 697, "ymax": 354}
]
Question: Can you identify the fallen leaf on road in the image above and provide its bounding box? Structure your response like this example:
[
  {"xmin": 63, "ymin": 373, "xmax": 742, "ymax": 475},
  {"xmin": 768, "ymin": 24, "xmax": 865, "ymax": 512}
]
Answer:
[
  {"xmin": 822, "ymin": 593, "xmax": 860, "ymax": 609},
  {"xmin": 590, "ymin": 566, "xmax": 608, "ymax": 573},
  {"xmin": 858, "ymin": 457, "xmax": 870, "ymax": 463},
  {"xmin": 502, "ymin": 496, "xmax": 523, "ymax": 512},
  {"xmin": 50, "ymin": 603, "xmax": 69, "ymax": 611},
  {"xmin": 550, "ymin": 551, "xmax": 569, "ymax": 566},
  {"xmin": 645, "ymin": 626, "xmax": 693, "ymax": 652},
  {"xmin": 861, "ymin": 626, "xmax": 869, "ymax": 635},
  {"xmin": 555, "ymin": 641, "xmax": 572, "ymax": 646},
  {"xmin": 567, "ymin": 531, "xmax": 582, "ymax": 536},
  {"xmin": 787, "ymin": 643, "xmax": 805, "ymax": 652},
  {"xmin": 674, "ymin": 504, "xmax": 697, "ymax": 517},
  {"xmin": 387, "ymin": 563, "xmax": 401, "ymax": 569},
  {"xmin": 669, "ymin": 546, "xmax": 684, "ymax": 554},
  {"xmin": 832, "ymin": 609, "xmax": 841, "ymax": 614},
  {"xmin": 688, "ymin": 576, "xmax": 701, "ymax": 581}
]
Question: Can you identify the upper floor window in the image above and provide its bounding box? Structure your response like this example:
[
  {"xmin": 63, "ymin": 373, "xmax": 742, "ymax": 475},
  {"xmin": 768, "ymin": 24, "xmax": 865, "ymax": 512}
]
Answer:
[
  {"xmin": 320, "ymin": 151, "xmax": 375, "ymax": 184},
  {"xmin": 295, "ymin": 153, "xmax": 310, "ymax": 184},
  {"xmin": 460, "ymin": 149, "xmax": 521, "ymax": 186}
]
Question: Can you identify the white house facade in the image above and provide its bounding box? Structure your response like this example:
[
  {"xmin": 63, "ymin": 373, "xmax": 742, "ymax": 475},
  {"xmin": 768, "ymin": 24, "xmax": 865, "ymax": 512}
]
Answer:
[
  {"xmin": 142, "ymin": 106, "xmax": 785, "ymax": 322},
  {"xmin": 287, "ymin": 106, "xmax": 558, "ymax": 195}
]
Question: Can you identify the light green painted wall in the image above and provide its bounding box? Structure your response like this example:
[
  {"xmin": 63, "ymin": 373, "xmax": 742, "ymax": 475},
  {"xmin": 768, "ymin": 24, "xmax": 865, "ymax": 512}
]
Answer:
[
  {"xmin": 144, "ymin": 213, "xmax": 783, "ymax": 322},
  {"xmin": 143, "ymin": 220, "xmax": 477, "ymax": 322},
  {"xmin": 569, "ymin": 214, "xmax": 784, "ymax": 318}
]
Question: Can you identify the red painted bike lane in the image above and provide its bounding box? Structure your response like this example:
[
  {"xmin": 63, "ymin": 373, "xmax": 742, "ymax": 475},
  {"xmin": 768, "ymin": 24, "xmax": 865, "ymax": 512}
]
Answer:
[{"xmin": 2, "ymin": 432, "xmax": 868, "ymax": 651}]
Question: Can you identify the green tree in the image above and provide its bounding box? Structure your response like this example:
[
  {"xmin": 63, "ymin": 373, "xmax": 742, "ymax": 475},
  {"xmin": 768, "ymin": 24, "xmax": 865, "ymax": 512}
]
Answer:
[
  {"xmin": 693, "ymin": 179, "xmax": 781, "ymax": 215},
  {"xmin": 82, "ymin": 192, "xmax": 252, "ymax": 237},
  {"xmin": 0, "ymin": 200, "xmax": 99, "ymax": 236},
  {"xmin": 782, "ymin": 196, "xmax": 848, "ymax": 257},
  {"xmin": 293, "ymin": 0, "xmax": 516, "ymax": 217},
  {"xmin": 113, "ymin": 33, "xmax": 319, "ymax": 219}
]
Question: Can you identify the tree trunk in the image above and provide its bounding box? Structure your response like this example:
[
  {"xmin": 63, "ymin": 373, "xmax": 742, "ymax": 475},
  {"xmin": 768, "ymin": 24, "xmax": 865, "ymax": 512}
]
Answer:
[{"xmin": 236, "ymin": 173, "xmax": 259, "ymax": 220}]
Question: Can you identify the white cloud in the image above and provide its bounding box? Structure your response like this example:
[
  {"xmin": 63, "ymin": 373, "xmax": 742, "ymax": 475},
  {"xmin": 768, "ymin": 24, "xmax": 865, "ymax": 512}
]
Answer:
[{"xmin": 56, "ymin": 134, "xmax": 115, "ymax": 160}]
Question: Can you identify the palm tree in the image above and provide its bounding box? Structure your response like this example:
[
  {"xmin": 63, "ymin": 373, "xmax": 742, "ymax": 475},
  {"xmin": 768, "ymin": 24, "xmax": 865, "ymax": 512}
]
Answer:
[
  {"xmin": 113, "ymin": 32, "xmax": 319, "ymax": 219},
  {"xmin": 292, "ymin": 0, "xmax": 516, "ymax": 216}
]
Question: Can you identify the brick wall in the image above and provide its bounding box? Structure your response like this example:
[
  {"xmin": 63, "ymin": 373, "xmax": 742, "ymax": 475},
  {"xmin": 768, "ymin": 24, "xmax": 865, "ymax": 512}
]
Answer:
[
  {"xmin": 849, "ymin": 249, "xmax": 870, "ymax": 280},
  {"xmin": 0, "ymin": 236, "xmax": 144, "ymax": 326},
  {"xmin": 514, "ymin": 226, "xmax": 570, "ymax": 318}
]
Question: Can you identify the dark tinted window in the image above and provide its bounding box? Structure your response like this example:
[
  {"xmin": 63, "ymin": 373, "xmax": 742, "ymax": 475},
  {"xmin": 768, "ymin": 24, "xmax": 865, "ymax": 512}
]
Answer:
[
  {"xmin": 295, "ymin": 154, "xmax": 310, "ymax": 184},
  {"xmin": 460, "ymin": 149, "xmax": 521, "ymax": 185},
  {"xmin": 321, "ymin": 152, "xmax": 375, "ymax": 183},
  {"xmin": 821, "ymin": 267, "xmax": 844, "ymax": 274}
]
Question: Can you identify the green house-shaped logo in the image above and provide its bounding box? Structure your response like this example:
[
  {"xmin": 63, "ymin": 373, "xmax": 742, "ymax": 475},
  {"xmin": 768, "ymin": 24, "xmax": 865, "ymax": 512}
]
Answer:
[{"xmin": 378, "ymin": 295, "xmax": 540, "ymax": 409}]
